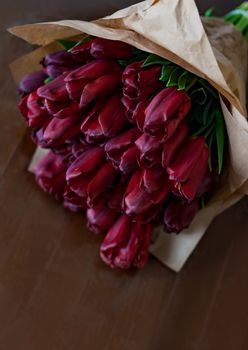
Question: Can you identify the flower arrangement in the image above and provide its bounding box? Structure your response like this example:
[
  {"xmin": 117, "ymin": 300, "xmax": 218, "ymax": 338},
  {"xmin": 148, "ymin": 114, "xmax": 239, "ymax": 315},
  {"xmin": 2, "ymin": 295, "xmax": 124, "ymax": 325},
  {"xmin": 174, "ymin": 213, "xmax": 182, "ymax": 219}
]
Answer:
[{"xmin": 9, "ymin": 0, "xmax": 248, "ymax": 270}]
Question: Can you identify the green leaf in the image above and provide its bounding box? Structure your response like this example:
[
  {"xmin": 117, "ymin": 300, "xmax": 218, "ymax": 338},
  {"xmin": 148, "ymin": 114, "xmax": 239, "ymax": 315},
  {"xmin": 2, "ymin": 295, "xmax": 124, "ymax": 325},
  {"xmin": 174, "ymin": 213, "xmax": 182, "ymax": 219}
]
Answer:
[
  {"xmin": 215, "ymin": 109, "xmax": 225, "ymax": 174},
  {"xmin": 205, "ymin": 7, "xmax": 215, "ymax": 17},
  {"xmin": 67, "ymin": 36, "xmax": 92, "ymax": 51},
  {"xmin": 190, "ymin": 87, "xmax": 208, "ymax": 105},
  {"xmin": 142, "ymin": 54, "xmax": 171, "ymax": 68},
  {"xmin": 207, "ymin": 132, "xmax": 215, "ymax": 172},
  {"xmin": 194, "ymin": 108, "xmax": 216, "ymax": 136},
  {"xmin": 198, "ymin": 79, "xmax": 218, "ymax": 98},
  {"xmin": 57, "ymin": 39, "xmax": 80, "ymax": 51},
  {"xmin": 160, "ymin": 65, "xmax": 176, "ymax": 82},
  {"xmin": 44, "ymin": 76, "xmax": 53, "ymax": 84},
  {"xmin": 204, "ymin": 121, "xmax": 215, "ymax": 139},
  {"xmin": 166, "ymin": 67, "xmax": 183, "ymax": 87},
  {"xmin": 178, "ymin": 71, "xmax": 194, "ymax": 90},
  {"xmin": 224, "ymin": 6, "xmax": 248, "ymax": 42},
  {"xmin": 203, "ymin": 100, "xmax": 213, "ymax": 125}
]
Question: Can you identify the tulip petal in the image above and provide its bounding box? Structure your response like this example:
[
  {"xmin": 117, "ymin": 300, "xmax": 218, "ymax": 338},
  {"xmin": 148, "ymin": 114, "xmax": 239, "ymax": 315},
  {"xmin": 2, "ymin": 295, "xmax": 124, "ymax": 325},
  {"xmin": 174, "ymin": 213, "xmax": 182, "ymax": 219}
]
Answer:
[
  {"xmin": 37, "ymin": 74, "xmax": 68, "ymax": 101},
  {"xmin": 87, "ymin": 162, "xmax": 117, "ymax": 207},
  {"xmin": 91, "ymin": 38, "xmax": 133, "ymax": 59},
  {"xmin": 80, "ymin": 72, "xmax": 122, "ymax": 107},
  {"xmin": 98, "ymin": 94, "xmax": 127, "ymax": 137},
  {"xmin": 66, "ymin": 146, "xmax": 105, "ymax": 180},
  {"xmin": 119, "ymin": 145, "xmax": 139, "ymax": 173},
  {"xmin": 167, "ymin": 136, "xmax": 207, "ymax": 182},
  {"xmin": 164, "ymin": 198, "xmax": 199, "ymax": 233},
  {"xmin": 162, "ymin": 121, "xmax": 188, "ymax": 167},
  {"xmin": 18, "ymin": 70, "xmax": 47, "ymax": 95},
  {"xmin": 65, "ymin": 59, "xmax": 119, "ymax": 81},
  {"xmin": 87, "ymin": 205, "xmax": 118, "ymax": 235}
]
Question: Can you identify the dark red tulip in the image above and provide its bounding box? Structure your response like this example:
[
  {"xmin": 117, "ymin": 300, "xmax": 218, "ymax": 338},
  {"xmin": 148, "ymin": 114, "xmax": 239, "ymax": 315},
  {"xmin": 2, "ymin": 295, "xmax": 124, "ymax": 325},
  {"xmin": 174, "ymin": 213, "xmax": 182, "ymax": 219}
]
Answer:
[
  {"xmin": 100, "ymin": 214, "xmax": 153, "ymax": 269},
  {"xmin": 18, "ymin": 70, "xmax": 47, "ymax": 96},
  {"xmin": 64, "ymin": 59, "xmax": 121, "ymax": 105},
  {"xmin": 90, "ymin": 38, "xmax": 133, "ymax": 59},
  {"xmin": 41, "ymin": 50, "xmax": 79, "ymax": 78},
  {"xmin": 86, "ymin": 204, "xmax": 118, "ymax": 235},
  {"xmin": 135, "ymin": 133, "xmax": 162, "ymax": 168},
  {"xmin": 66, "ymin": 147, "xmax": 105, "ymax": 180},
  {"xmin": 41, "ymin": 115, "xmax": 82, "ymax": 147},
  {"xmin": 70, "ymin": 41, "xmax": 93, "ymax": 62},
  {"xmin": 18, "ymin": 92, "xmax": 50, "ymax": 128},
  {"xmin": 79, "ymin": 71, "xmax": 122, "ymax": 107},
  {"xmin": 63, "ymin": 184, "xmax": 87, "ymax": 212},
  {"xmin": 44, "ymin": 98, "xmax": 79, "ymax": 119},
  {"xmin": 34, "ymin": 151, "xmax": 67, "ymax": 200},
  {"xmin": 65, "ymin": 59, "xmax": 120, "ymax": 82},
  {"xmin": 121, "ymin": 95, "xmax": 137, "ymax": 115},
  {"xmin": 105, "ymin": 128, "xmax": 141, "ymax": 173},
  {"xmin": 162, "ymin": 121, "xmax": 188, "ymax": 167},
  {"xmin": 144, "ymin": 87, "xmax": 191, "ymax": 141},
  {"xmin": 37, "ymin": 74, "xmax": 69, "ymax": 101},
  {"xmin": 163, "ymin": 198, "xmax": 199, "ymax": 233},
  {"xmin": 127, "ymin": 99, "xmax": 150, "ymax": 130},
  {"xmin": 81, "ymin": 94, "xmax": 127, "ymax": 143},
  {"xmin": 66, "ymin": 147, "xmax": 117, "ymax": 206},
  {"xmin": 168, "ymin": 137, "xmax": 209, "ymax": 201},
  {"xmin": 167, "ymin": 136, "xmax": 207, "ymax": 182},
  {"xmin": 123, "ymin": 169, "xmax": 170, "ymax": 223},
  {"xmin": 123, "ymin": 61, "xmax": 162, "ymax": 100},
  {"xmin": 87, "ymin": 162, "xmax": 117, "ymax": 207}
]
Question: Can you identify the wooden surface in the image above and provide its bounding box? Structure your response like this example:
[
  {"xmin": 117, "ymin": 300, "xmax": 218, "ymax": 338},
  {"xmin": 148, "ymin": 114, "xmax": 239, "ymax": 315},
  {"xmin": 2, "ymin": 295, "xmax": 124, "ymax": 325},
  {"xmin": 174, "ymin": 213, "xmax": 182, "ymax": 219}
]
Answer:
[{"xmin": 0, "ymin": 1, "xmax": 248, "ymax": 349}]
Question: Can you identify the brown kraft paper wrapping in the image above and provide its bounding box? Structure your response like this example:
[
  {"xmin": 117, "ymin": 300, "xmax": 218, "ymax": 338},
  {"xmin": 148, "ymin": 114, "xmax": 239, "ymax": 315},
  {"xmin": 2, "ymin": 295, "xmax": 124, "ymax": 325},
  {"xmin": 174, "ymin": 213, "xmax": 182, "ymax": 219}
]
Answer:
[{"xmin": 9, "ymin": 0, "xmax": 248, "ymax": 271}]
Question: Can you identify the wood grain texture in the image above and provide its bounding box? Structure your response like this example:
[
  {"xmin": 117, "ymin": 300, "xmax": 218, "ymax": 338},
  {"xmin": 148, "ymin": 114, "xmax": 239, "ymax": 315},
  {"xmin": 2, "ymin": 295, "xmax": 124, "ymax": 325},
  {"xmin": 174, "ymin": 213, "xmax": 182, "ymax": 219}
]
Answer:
[{"xmin": 0, "ymin": 1, "xmax": 248, "ymax": 349}]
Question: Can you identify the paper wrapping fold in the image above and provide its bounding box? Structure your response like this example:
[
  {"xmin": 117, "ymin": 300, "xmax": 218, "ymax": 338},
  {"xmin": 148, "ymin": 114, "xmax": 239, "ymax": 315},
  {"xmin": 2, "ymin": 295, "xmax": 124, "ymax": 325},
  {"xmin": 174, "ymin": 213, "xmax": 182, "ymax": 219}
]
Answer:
[{"xmin": 9, "ymin": 0, "xmax": 248, "ymax": 271}]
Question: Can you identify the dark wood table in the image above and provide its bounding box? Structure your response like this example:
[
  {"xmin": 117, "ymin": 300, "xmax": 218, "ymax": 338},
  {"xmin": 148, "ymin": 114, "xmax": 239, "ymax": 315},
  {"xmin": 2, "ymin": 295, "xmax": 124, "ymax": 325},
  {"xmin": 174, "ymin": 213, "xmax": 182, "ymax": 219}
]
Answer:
[{"xmin": 0, "ymin": 1, "xmax": 248, "ymax": 349}]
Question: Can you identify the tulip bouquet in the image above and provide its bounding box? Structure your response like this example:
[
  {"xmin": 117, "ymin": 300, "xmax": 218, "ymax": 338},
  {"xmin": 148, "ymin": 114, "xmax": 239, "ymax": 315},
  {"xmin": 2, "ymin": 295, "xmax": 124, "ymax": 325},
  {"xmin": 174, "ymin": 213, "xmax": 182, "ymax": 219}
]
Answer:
[{"xmin": 9, "ymin": 0, "xmax": 248, "ymax": 270}]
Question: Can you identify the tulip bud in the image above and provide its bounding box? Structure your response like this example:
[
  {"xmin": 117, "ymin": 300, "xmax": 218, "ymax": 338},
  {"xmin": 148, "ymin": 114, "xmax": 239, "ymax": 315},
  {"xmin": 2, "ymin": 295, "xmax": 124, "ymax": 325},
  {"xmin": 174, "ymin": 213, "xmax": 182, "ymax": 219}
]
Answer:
[
  {"xmin": 123, "ymin": 61, "xmax": 162, "ymax": 100},
  {"xmin": 41, "ymin": 115, "xmax": 82, "ymax": 147},
  {"xmin": 19, "ymin": 92, "xmax": 50, "ymax": 128},
  {"xmin": 127, "ymin": 99, "xmax": 150, "ymax": 130},
  {"xmin": 123, "ymin": 169, "xmax": 169, "ymax": 223},
  {"xmin": 41, "ymin": 50, "xmax": 79, "ymax": 78},
  {"xmin": 71, "ymin": 41, "xmax": 93, "ymax": 62},
  {"xmin": 66, "ymin": 147, "xmax": 105, "ymax": 180},
  {"xmin": 105, "ymin": 128, "xmax": 141, "ymax": 173},
  {"xmin": 87, "ymin": 161, "xmax": 117, "ymax": 207},
  {"xmin": 144, "ymin": 87, "xmax": 191, "ymax": 141},
  {"xmin": 18, "ymin": 70, "xmax": 47, "ymax": 96},
  {"xmin": 44, "ymin": 98, "xmax": 79, "ymax": 119},
  {"xmin": 81, "ymin": 94, "xmax": 127, "ymax": 143},
  {"xmin": 162, "ymin": 122, "xmax": 188, "ymax": 167},
  {"xmin": 90, "ymin": 38, "xmax": 133, "ymax": 59},
  {"xmin": 168, "ymin": 137, "xmax": 209, "ymax": 201},
  {"xmin": 66, "ymin": 147, "xmax": 117, "ymax": 206},
  {"xmin": 135, "ymin": 133, "xmax": 162, "ymax": 168},
  {"xmin": 86, "ymin": 204, "xmax": 118, "ymax": 235},
  {"xmin": 63, "ymin": 184, "xmax": 87, "ymax": 212},
  {"xmin": 79, "ymin": 71, "xmax": 122, "ymax": 107},
  {"xmin": 37, "ymin": 74, "xmax": 69, "ymax": 101},
  {"xmin": 64, "ymin": 59, "xmax": 121, "ymax": 102},
  {"xmin": 34, "ymin": 152, "xmax": 67, "ymax": 200},
  {"xmin": 164, "ymin": 198, "xmax": 199, "ymax": 233},
  {"xmin": 100, "ymin": 214, "xmax": 153, "ymax": 269}
]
